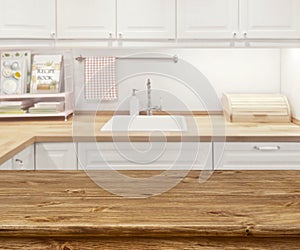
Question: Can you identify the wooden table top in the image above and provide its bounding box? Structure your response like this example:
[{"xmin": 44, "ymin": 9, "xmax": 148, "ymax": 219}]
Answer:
[
  {"xmin": 1, "ymin": 114, "xmax": 300, "ymax": 164},
  {"xmin": 0, "ymin": 170, "xmax": 299, "ymax": 238}
]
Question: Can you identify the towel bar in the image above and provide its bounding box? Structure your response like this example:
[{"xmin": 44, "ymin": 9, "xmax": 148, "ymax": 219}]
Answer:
[{"xmin": 75, "ymin": 55, "xmax": 178, "ymax": 63}]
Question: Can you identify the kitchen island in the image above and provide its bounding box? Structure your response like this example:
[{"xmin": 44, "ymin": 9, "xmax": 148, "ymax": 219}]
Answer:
[{"xmin": 0, "ymin": 170, "xmax": 299, "ymax": 249}]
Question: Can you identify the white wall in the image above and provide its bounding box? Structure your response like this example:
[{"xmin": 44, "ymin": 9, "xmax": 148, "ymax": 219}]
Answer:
[
  {"xmin": 180, "ymin": 49, "xmax": 281, "ymax": 97},
  {"xmin": 73, "ymin": 48, "xmax": 281, "ymax": 111},
  {"xmin": 281, "ymin": 49, "xmax": 300, "ymax": 120}
]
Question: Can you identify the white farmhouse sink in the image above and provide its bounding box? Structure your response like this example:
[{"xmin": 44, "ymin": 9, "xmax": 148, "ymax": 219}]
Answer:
[{"xmin": 101, "ymin": 115, "xmax": 187, "ymax": 132}]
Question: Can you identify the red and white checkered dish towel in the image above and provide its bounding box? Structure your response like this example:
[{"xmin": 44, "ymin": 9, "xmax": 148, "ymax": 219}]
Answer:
[{"xmin": 84, "ymin": 56, "xmax": 117, "ymax": 101}]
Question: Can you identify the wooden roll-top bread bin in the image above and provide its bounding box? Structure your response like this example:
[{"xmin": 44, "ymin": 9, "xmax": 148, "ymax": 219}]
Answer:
[{"xmin": 222, "ymin": 93, "xmax": 291, "ymax": 123}]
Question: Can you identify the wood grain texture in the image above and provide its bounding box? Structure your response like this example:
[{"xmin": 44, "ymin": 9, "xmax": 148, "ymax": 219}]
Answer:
[
  {"xmin": 0, "ymin": 237, "xmax": 300, "ymax": 250},
  {"xmin": 0, "ymin": 170, "xmax": 300, "ymax": 248},
  {"xmin": 222, "ymin": 94, "xmax": 291, "ymax": 123},
  {"xmin": 1, "ymin": 114, "xmax": 300, "ymax": 164},
  {"xmin": 0, "ymin": 171, "xmax": 299, "ymax": 238},
  {"xmin": 293, "ymin": 117, "xmax": 300, "ymax": 126}
]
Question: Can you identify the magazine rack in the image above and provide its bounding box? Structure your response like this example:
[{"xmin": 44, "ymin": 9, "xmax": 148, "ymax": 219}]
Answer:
[{"xmin": 0, "ymin": 50, "xmax": 74, "ymax": 121}]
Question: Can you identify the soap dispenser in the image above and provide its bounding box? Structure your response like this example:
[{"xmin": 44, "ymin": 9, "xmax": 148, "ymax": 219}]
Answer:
[{"xmin": 129, "ymin": 89, "xmax": 139, "ymax": 116}]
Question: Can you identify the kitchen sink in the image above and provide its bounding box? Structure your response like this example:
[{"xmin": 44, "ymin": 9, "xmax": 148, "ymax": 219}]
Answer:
[{"xmin": 101, "ymin": 115, "xmax": 187, "ymax": 132}]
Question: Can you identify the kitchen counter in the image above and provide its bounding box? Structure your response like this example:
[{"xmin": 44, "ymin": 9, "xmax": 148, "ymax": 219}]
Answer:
[
  {"xmin": 0, "ymin": 170, "xmax": 299, "ymax": 249},
  {"xmin": 1, "ymin": 114, "xmax": 300, "ymax": 164}
]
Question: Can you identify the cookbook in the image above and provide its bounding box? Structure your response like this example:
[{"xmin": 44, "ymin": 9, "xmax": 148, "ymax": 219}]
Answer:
[{"xmin": 30, "ymin": 54, "xmax": 63, "ymax": 93}]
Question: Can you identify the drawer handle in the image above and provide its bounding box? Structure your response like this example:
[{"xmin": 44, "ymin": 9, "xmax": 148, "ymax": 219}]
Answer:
[
  {"xmin": 254, "ymin": 146, "xmax": 280, "ymax": 151},
  {"xmin": 15, "ymin": 159, "xmax": 24, "ymax": 168}
]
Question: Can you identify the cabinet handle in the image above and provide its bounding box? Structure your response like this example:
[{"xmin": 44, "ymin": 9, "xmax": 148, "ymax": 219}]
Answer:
[
  {"xmin": 254, "ymin": 146, "xmax": 280, "ymax": 151},
  {"xmin": 118, "ymin": 32, "xmax": 123, "ymax": 39},
  {"xmin": 233, "ymin": 32, "xmax": 237, "ymax": 37},
  {"xmin": 109, "ymin": 32, "xmax": 113, "ymax": 38},
  {"xmin": 15, "ymin": 159, "xmax": 24, "ymax": 168},
  {"xmin": 243, "ymin": 32, "xmax": 247, "ymax": 37},
  {"xmin": 50, "ymin": 32, "xmax": 56, "ymax": 38}
]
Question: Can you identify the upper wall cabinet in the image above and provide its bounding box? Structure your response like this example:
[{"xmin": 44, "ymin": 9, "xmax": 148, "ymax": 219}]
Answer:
[
  {"xmin": 117, "ymin": 0, "xmax": 176, "ymax": 39},
  {"xmin": 0, "ymin": 0, "xmax": 55, "ymax": 38},
  {"xmin": 240, "ymin": 0, "xmax": 300, "ymax": 39},
  {"xmin": 1, "ymin": 0, "xmax": 300, "ymax": 40},
  {"xmin": 57, "ymin": 0, "xmax": 116, "ymax": 39},
  {"xmin": 177, "ymin": 0, "xmax": 239, "ymax": 39},
  {"xmin": 57, "ymin": 0, "xmax": 175, "ymax": 39},
  {"xmin": 177, "ymin": 0, "xmax": 300, "ymax": 40}
]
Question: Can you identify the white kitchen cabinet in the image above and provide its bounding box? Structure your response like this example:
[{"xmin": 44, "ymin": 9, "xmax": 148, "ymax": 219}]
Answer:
[
  {"xmin": 0, "ymin": 159, "xmax": 12, "ymax": 170},
  {"xmin": 35, "ymin": 143, "xmax": 77, "ymax": 170},
  {"xmin": 177, "ymin": 0, "xmax": 300, "ymax": 40},
  {"xmin": 177, "ymin": 0, "xmax": 239, "ymax": 39},
  {"xmin": 240, "ymin": 0, "xmax": 300, "ymax": 39},
  {"xmin": 78, "ymin": 142, "xmax": 212, "ymax": 170},
  {"xmin": 214, "ymin": 142, "xmax": 300, "ymax": 170},
  {"xmin": 0, "ymin": 0, "xmax": 55, "ymax": 38},
  {"xmin": 12, "ymin": 145, "xmax": 35, "ymax": 170},
  {"xmin": 57, "ymin": 0, "xmax": 175, "ymax": 39},
  {"xmin": 117, "ymin": 0, "xmax": 176, "ymax": 39},
  {"xmin": 57, "ymin": 0, "xmax": 116, "ymax": 39},
  {"xmin": 0, "ymin": 145, "xmax": 34, "ymax": 170}
]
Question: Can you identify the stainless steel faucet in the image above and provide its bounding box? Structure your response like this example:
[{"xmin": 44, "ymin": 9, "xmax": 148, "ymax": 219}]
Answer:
[
  {"xmin": 146, "ymin": 79, "xmax": 152, "ymax": 116},
  {"xmin": 146, "ymin": 79, "xmax": 162, "ymax": 116}
]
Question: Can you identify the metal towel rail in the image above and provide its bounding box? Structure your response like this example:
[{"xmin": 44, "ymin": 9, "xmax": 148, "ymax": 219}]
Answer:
[{"xmin": 75, "ymin": 55, "xmax": 178, "ymax": 63}]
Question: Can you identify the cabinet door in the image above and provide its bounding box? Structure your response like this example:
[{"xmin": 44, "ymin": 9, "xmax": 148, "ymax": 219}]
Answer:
[
  {"xmin": 214, "ymin": 142, "xmax": 300, "ymax": 170},
  {"xmin": 240, "ymin": 0, "xmax": 300, "ymax": 39},
  {"xmin": 78, "ymin": 142, "xmax": 212, "ymax": 170},
  {"xmin": 36, "ymin": 143, "xmax": 77, "ymax": 170},
  {"xmin": 57, "ymin": 0, "xmax": 116, "ymax": 39},
  {"xmin": 177, "ymin": 0, "xmax": 239, "ymax": 39},
  {"xmin": 117, "ymin": 0, "xmax": 175, "ymax": 39},
  {"xmin": 0, "ymin": 0, "xmax": 55, "ymax": 38},
  {"xmin": 12, "ymin": 145, "xmax": 35, "ymax": 170},
  {"xmin": 0, "ymin": 159, "xmax": 12, "ymax": 170}
]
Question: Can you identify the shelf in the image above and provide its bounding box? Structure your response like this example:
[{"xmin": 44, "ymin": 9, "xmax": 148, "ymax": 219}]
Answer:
[
  {"xmin": 0, "ymin": 110, "xmax": 73, "ymax": 121},
  {"xmin": 0, "ymin": 50, "xmax": 74, "ymax": 121},
  {"xmin": 0, "ymin": 92, "xmax": 72, "ymax": 100}
]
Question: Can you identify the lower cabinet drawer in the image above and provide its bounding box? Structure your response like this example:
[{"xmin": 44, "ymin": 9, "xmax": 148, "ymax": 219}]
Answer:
[
  {"xmin": 36, "ymin": 143, "xmax": 77, "ymax": 170},
  {"xmin": 214, "ymin": 142, "xmax": 300, "ymax": 170},
  {"xmin": 0, "ymin": 146, "xmax": 34, "ymax": 170},
  {"xmin": 13, "ymin": 145, "xmax": 34, "ymax": 170},
  {"xmin": 0, "ymin": 159, "xmax": 12, "ymax": 170},
  {"xmin": 78, "ymin": 142, "xmax": 212, "ymax": 170}
]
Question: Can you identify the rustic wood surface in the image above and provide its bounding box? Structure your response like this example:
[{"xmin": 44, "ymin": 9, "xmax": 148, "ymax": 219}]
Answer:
[
  {"xmin": 0, "ymin": 237, "xmax": 300, "ymax": 250},
  {"xmin": 1, "ymin": 114, "xmax": 300, "ymax": 164},
  {"xmin": 0, "ymin": 171, "xmax": 299, "ymax": 237},
  {"xmin": 0, "ymin": 170, "xmax": 300, "ymax": 248}
]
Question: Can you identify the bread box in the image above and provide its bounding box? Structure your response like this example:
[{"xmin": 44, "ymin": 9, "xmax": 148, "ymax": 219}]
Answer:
[{"xmin": 222, "ymin": 93, "xmax": 291, "ymax": 123}]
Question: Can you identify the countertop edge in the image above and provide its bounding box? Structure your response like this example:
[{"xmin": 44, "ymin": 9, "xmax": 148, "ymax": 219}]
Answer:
[{"xmin": 0, "ymin": 223, "xmax": 299, "ymax": 238}]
